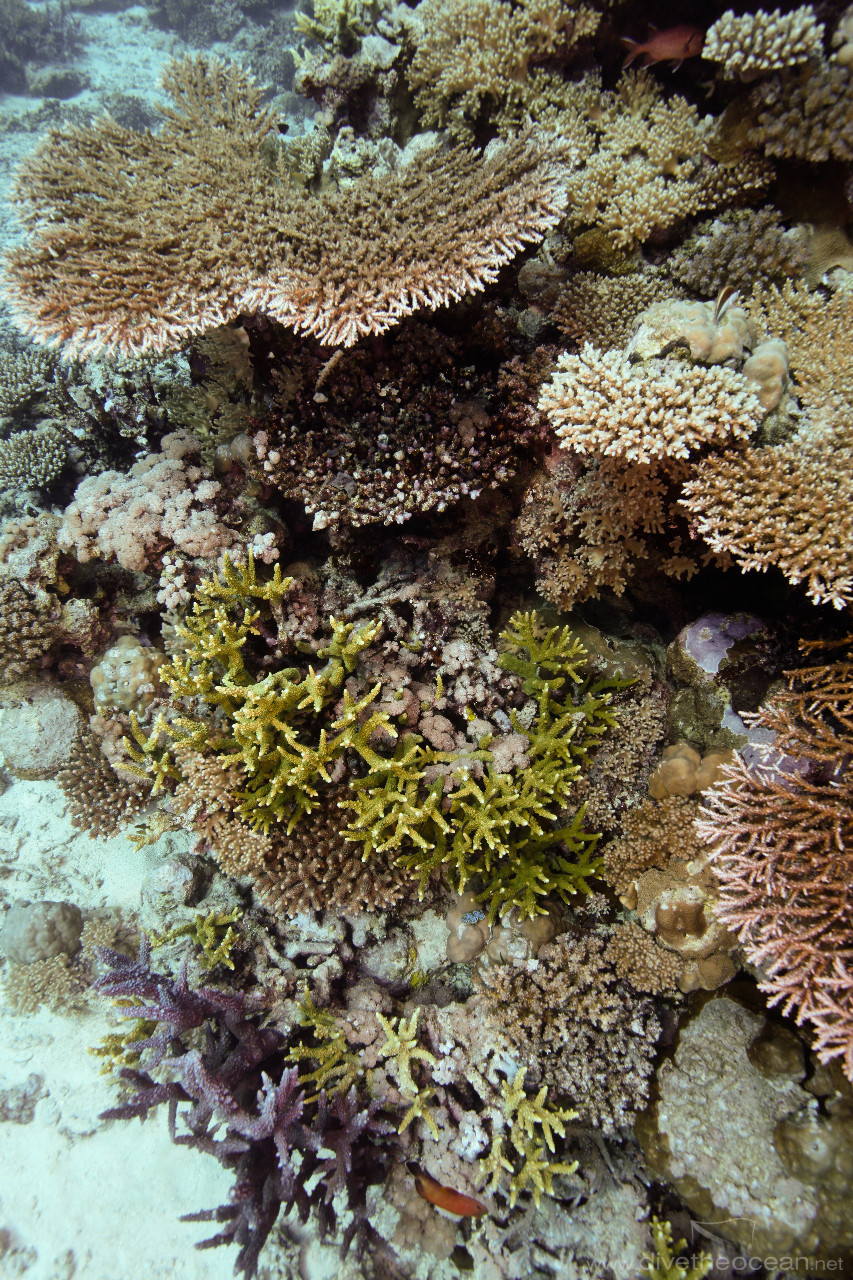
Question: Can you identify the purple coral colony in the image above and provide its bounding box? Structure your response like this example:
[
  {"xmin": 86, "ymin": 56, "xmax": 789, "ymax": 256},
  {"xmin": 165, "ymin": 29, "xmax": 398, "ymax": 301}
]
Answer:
[{"xmin": 0, "ymin": 0, "xmax": 851, "ymax": 1275}]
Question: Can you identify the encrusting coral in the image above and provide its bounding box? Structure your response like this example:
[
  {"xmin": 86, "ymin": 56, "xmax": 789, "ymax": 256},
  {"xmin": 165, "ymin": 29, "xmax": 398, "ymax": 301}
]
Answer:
[
  {"xmin": 4, "ymin": 56, "xmax": 573, "ymax": 355},
  {"xmin": 698, "ymin": 638, "xmax": 853, "ymax": 1080}
]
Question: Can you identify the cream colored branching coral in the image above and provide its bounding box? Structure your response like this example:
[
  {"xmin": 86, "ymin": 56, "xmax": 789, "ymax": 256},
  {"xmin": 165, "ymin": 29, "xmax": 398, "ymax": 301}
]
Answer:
[
  {"xmin": 557, "ymin": 72, "xmax": 771, "ymax": 249},
  {"xmin": 407, "ymin": 0, "xmax": 599, "ymax": 140},
  {"xmin": 704, "ymin": 6, "xmax": 825, "ymax": 77},
  {"xmin": 539, "ymin": 344, "xmax": 763, "ymax": 464},
  {"xmin": 683, "ymin": 283, "xmax": 853, "ymax": 609},
  {"xmin": 697, "ymin": 639, "xmax": 853, "ymax": 1080},
  {"xmin": 4, "ymin": 56, "xmax": 572, "ymax": 357}
]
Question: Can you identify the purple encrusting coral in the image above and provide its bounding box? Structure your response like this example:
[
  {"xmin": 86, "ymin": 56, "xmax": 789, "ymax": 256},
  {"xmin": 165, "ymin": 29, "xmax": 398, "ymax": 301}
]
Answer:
[{"xmin": 95, "ymin": 941, "xmax": 400, "ymax": 1276}]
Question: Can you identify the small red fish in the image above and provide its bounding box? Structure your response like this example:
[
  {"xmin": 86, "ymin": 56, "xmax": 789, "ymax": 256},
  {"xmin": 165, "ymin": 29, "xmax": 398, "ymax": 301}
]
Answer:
[
  {"xmin": 407, "ymin": 1162, "xmax": 487, "ymax": 1218},
  {"xmin": 621, "ymin": 24, "xmax": 704, "ymax": 69}
]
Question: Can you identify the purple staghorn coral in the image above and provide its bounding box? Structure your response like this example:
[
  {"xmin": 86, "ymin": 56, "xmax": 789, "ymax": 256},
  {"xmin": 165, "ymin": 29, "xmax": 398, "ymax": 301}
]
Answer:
[{"xmin": 95, "ymin": 942, "xmax": 401, "ymax": 1276}]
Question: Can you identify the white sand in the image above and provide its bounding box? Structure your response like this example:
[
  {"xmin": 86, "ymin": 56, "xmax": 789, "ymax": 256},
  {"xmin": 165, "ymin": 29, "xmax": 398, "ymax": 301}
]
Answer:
[{"xmin": 0, "ymin": 779, "xmax": 236, "ymax": 1280}]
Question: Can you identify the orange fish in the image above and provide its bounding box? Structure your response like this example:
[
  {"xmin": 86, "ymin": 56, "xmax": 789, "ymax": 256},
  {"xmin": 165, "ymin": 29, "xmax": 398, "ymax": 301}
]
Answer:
[
  {"xmin": 407, "ymin": 1162, "xmax": 487, "ymax": 1218},
  {"xmin": 621, "ymin": 24, "xmax": 704, "ymax": 69}
]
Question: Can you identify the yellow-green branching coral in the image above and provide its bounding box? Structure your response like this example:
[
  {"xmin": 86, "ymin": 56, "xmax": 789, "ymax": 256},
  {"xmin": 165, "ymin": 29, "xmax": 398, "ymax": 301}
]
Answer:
[
  {"xmin": 151, "ymin": 908, "xmax": 242, "ymax": 971},
  {"xmin": 344, "ymin": 609, "xmax": 625, "ymax": 920},
  {"xmin": 124, "ymin": 552, "xmax": 390, "ymax": 833},
  {"xmin": 642, "ymin": 1216, "xmax": 713, "ymax": 1280}
]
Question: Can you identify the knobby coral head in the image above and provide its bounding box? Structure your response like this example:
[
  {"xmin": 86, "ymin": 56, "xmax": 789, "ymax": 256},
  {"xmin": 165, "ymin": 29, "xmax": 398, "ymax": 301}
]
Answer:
[{"xmin": 2, "ymin": 55, "xmax": 573, "ymax": 359}]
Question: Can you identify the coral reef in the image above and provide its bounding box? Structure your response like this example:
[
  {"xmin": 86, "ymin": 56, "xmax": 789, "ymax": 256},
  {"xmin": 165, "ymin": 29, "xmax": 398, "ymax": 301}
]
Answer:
[{"xmin": 0, "ymin": 2, "xmax": 850, "ymax": 1274}]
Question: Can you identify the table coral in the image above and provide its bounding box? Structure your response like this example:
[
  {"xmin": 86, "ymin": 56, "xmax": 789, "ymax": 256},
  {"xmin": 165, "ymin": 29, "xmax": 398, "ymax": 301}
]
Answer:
[{"xmin": 4, "ymin": 56, "xmax": 573, "ymax": 356}]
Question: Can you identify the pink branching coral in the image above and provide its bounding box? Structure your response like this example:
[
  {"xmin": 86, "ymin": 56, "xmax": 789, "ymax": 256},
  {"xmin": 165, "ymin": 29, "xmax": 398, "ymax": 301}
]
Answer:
[{"xmin": 697, "ymin": 639, "xmax": 853, "ymax": 1079}]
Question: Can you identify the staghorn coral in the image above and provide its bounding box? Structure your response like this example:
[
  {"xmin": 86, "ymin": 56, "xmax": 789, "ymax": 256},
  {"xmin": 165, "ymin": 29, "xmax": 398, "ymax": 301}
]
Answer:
[
  {"xmin": 747, "ymin": 60, "xmax": 853, "ymax": 161},
  {"xmin": 697, "ymin": 639, "xmax": 853, "ymax": 1079},
  {"xmin": 58, "ymin": 431, "xmax": 237, "ymax": 573},
  {"xmin": 539, "ymin": 343, "xmax": 764, "ymax": 464},
  {"xmin": 667, "ymin": 208, "xmax": 810, "ymax": 297},
  {"xmin": 642, "ymin": 1216, "xmax": 712, "ymax": 1280},
  {"xmin": 406, "ymin": 0, "xmax": 600, "ymax": 141},
  {"xmin": 94, "ymin": 938, "xmax": 403, "ymax": 1276},
  {"xmin": 343, "ymin": 610, "xmax": 621, "ymax": 921},
  {"xmin": 4, "ymin": 56, "xmax": 572, "ymax": 356},
  {"xmin": 704, "ymin": 7, "xmax": 825, "ymax": 78},
  {"xmin": 477, "ymin": 932, "xmax": 661, "ymax": 1132}
]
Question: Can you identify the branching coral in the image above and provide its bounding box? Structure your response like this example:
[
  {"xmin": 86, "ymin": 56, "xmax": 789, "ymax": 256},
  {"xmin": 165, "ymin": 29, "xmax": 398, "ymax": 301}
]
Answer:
[
  {"xmin": 4, "ymin": 56, "xmax": 572, "ymax": 355},
  {"xmin": 667, "ymin": 209, "xmax": 809, "ymax": 297},
  {"xmin": 704, "ymin": 7, "xmax": 825, "ymax": 77},
  {"xmin": 0, "ymin": 422, "xmax": 67, "ymax": 494},
  {"xmin": 253, "ymin": 320, "xmax": 547, "ymax": 533},
  {"xmin": 343, "ymin": 611, "xmax": 623, "ymax": 920},
  {"xmin": 0, "ymin": 579, "xmax": 57, "ymax": 682},
  {"xmin": 552, "ymin": 271, "xmax": 673, "ymax": 351},
  {"xmin": 747, "ymin": 60, "xmax": 853, "ymax": 161},
  {"xmin": 477, "ymin": 932, "xmax": 661, "ymax": 1132},
  {"xmin": 551, "ymin": 71, "xmax": 771, "ymax": 249},
  {"xmin": 684, "ymin": 284, "xmax": 853, "ymax": 608},
  {"xmin": 539, "ymin": 343, "xmax": 763, "ymax": 464},
  {"xmin": 56, "ymin": 732, "xmax": 153, "ymax": 839},
  {"xmin": 697, "ymin": 639, "xmax": 853, "ymax": 1079},
  {"xmin": 94, "ymin": 939, "xmax": 401, "ymax": 1275},
  {"xmin": 406, "ymin": 0, "xmax": 599, "ymax": 140}
]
